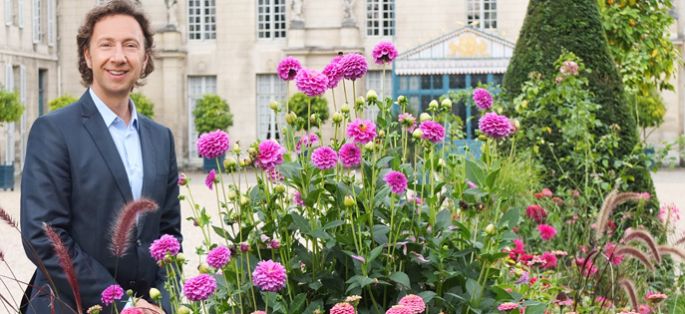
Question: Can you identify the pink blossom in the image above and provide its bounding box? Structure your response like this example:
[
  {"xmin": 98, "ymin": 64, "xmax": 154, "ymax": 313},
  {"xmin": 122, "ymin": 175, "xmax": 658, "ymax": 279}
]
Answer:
[
  {"xmin": 255, "ymin": 140, "xmax": 285, "ymax": 170},
  {"xmin": 330, "ymin": 302, "xmax": 355, "ymax": 314},
  {"xmin": 252, "ymin": 260, "xmax": 287, "ymax": 292},
  {"xmin": 604, "ymin": 242, "xmax": 624, "ymax": 266},
  {"xmin": 323, "ymin": 56, "xmax": 344, "ymax": 89},
  {"xmin": 296, "ymin": 133, "xmax": 319, "ymax": 153},
  {"xmin": 658, "ymin": 203, "xmax": 680, "ymax": 224},
  {"xmin": 207, "ymin": 245, "xmax": 232, "ymax": 269},
  {"xmin": 339, "ymin": 53, "xmax": 368, "ymax": 80},
  {"xmin": 372, "ymin": 41, "xmax": 398, "ymax": 64},
  {"xmin": 386, "ymin": 305, "xmax": 414, "ymax": 314},
  {"xmin": 266, "ymin": 168, "xmax": 284, "ymax": 183},
  {"xmin": 177, "ymin": 173, "xmax": 188, "ymax": 186},
  {"xmin": 251, "ymin": 311, "xmax": 267, "ymax": 314},
  {"xmin": 478, "ymin": 112, "xmax": 514, "ymax": 139},
  {"xmin": 339, "ymin": 143, "xmax": 362, "ymax": 168},
  {"xmin": 295, "ymin": 68, "xmax": 329, "ymax": 97},
  {"xmin": 205, "ymin": 169, "xmax": 216, "ymax": 190},
  {"xmin": 197, "ymin": 130, "xmax": 230, "ymax": 159},
  {"xmin": 240, "ymin": 242, "xmax": 250, "ymax": 253},
  {"xmin": 311, "ymin": 146, "xmax": 338, "ymax": 170},
  {"xmin": 638, "ymin": 304, "xmax": 652, "ymax": 314},
  {"xmin": 560, "ymin": 61, "xmax": 579, "ymax": 76},
  {"xmin": 384, "ymin": 171, "xmax": 408, "ymax": 195},
  {"xmin": 277, "ymin": 56, "xmax": 302, "ymax": 81},
  {"xmin": 100, "ymin": 284, "xmax": 124, "ymax": 305},
  {"xmin": 537, "ymin": 224, "xmax": 557, "ymax": 241},
  {"xmin": 398, "ymin": 113, "xmax": 416, "ymax": 130},
  {"xmin": 497, "ymin": 302, "xmax": 519, "ymax": 312},
  {"xmin": 419, "ymin": 121, "xmax": 445, "ymax": 143},
  {"xmin": 149, "ymin": 234, "xmax": 181, "ymax": 262},
  {"xmin": 121, "ymin": 308, "xmax": 144, "ymax": 314},
  {"xmin": 398, "ymin": 294, "xmax": 426, "ymax": 313},
  {"xmin": 645, "ymin": 291, "xmax": 668, "ymax": 304},
  {"xmin": 293, "ymin": 191, "xmax": 305, "ymax": 206},
  {"xmin": 525, "ymin": 204, "xmax": 547, "ymax": 224},
  {"xmin": 347, "ymin": 119, "xmax": 377, "ymax": 144},
  {"xmin": 183, "ymin": 274, "xmax": 217, "ymax": 301},
  {"xmin": 540, "ymin": 252, "xmax": 557, "ymax": 269},
  {"xmin": 472, "ymin": 88, "xmax": 493, "ymax": 110}
]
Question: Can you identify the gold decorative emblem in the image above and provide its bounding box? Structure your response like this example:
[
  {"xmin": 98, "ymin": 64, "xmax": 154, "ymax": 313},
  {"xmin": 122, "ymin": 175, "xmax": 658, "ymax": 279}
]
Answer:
[{"xmin": 448, "ymin": 33, "xmax": 489, "ymax": 57}]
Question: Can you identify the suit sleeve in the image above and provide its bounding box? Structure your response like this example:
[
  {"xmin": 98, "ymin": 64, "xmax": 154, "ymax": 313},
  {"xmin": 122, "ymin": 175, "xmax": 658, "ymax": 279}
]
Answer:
[
  {"xmin": 153, "ymin": 128, "xmax": 182, "ymax": 312},
  {"xmin": 20, "ymin": 117, "xmax": 119, "ymax": 309}
]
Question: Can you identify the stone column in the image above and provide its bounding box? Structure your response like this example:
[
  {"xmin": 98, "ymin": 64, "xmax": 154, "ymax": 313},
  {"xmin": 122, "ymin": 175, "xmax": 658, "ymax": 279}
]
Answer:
[{"xmin": 340, "ymin": 0, "xmax": 360, "ymax": 47}]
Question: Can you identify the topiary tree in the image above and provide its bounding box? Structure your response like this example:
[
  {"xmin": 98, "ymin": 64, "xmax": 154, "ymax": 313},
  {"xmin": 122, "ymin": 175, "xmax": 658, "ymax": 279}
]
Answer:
[
  {"xmin": 48, "ymin": 95, "xmax": 78, "ymax": 112},
  {"xmin": 192, "ymin": 94, "xmax": 233, "ymax": 134},
  {"xmin": 0, "ymin": 89, "xmax": 24, "ymax": 125},
  {"xmin": 287, "ymin": 92, "xmax": 329, "ymax": 131},
  {"xmin": 130, "ymin": 92, "xmax": 155, "ymax": 119},
  {"xmin": 503, "ymin": 0, "xmax": 656, "ymax": 205}
]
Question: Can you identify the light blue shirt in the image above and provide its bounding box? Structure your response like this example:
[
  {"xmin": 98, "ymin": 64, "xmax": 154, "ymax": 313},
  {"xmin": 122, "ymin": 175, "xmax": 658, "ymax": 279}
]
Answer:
[{"xmin": 90, "ymin": 88, "xmax": 143, "ymax": 200}]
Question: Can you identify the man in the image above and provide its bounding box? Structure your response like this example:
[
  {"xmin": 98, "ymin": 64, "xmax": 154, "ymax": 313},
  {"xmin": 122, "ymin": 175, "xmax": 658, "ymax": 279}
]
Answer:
[{"xmin": 20, "ymin": 1, "xmax": 181, "ymax": 313}]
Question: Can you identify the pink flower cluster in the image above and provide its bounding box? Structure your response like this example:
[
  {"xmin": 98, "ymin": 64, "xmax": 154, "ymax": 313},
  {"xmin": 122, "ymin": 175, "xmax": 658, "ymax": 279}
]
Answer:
[
  {"xmin": 323, "ymin": 56, "xmax": 344, "ymax": 89},
  {"xmin": 525, "ymin": 204, "xmax": 547, "ymax": 224},
  {"xmin": 207, "ymin": 245, "xmax": 232, "ymax": 269},
  {"xmin": 658, "ymin": 203, "xmax": 680, "ymax": 224},
  {"xmin": 398, "ymin": 113, "xmax": 416, "ymax": 130},
  {"xmin": 508, "ymin": 239, "xmax": 533, "ymax": 263},
  {"xmin": 347, "ymin": 119, "xmax": 377, "ymax": 144},
  {"xmin": 537, "ymin": 224, "xmax": 557, "ymax": 241},
  {"xmin": 339, "ymin": 143, "xmax": 362, "ymax": 168},
  {"xmin": 645, "ymin": 291, "xmax": 668, "ymax": 304},
  {"xmin": 419, "ymin": 121, "xmax": 445, "ymax": 143},
  {"xmin": 497, "ymin": 302, "xmax": 519, "ymax": 312},
  {"xmin": 384, "ymin": 171, "xmax": 408, "ymax": 195},
  {"xmin": 385, "ymin": 305, "xmax": 413, "ymax": 314},
  {"xmin": 252, "ymin": 260, "xmax": 287, "ymax": 292},
  {"xmin": 472, "ymin": 88, "xmax": 493, "ymax": 110},
  {"xmin": 205, "ymin": 169, "xmax": 216, "ymax": 190},
  {"xmin": 330, "ymin": 302, "xmax": 355, "ymax": 314},
  {"xmin": 293, "ymin": 191, "xmax": 305, "ymax": 206},
  {"xmin": 372, "ymin": 41, "xmax": 398, "ymax": 64},
  {"xmin": 340, "ymin": 53, "xmax": 368, "ymax": 81},
  {"xmin": 311, "ymin": 146, "xmax": 339, "ymax": 170},
  {"xmin": 398, "ymin": 294, "xmax": 426, "ymax": 314},
  {"xmin": 478, "ymin": 112, "xmax": 514, "ymax": 139},
  {"xmin": 197, "ymin": 130, "xmax": 230, "ymax": 159},
  {"xmin": 295, "ymin": 68, "xmax": 329, "ymax": 97},
  {"xmin": 183, "ymin": 274, "xmax": 217, "ymax": 301},
  {"xmin": 296, "ymin": 133, "xmax": 319, "ymax": 153},
  {"xmin": 100, "ymin": 284, "xmax": 124, "ymax": 305},
  {"xmin": 149, "ymin": 234, "xmax": 181, "ymax": 262},
  {"xmin": 603, "ymin": 242, "xmax": 624, "ymax": 266},
  {"xmin": 120, "ymin": 308, "xmax": 144, "ymax": 314},
  {"xmin": 277, "ymin": 56, "xmax": 302, "ymax": 81},
  {"xmin": 255, "ymin": 140, "xmax": 285, "ymax": 170}
]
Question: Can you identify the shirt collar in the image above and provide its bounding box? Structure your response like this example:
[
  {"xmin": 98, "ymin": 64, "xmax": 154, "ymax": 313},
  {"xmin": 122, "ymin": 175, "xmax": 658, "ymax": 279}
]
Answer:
[{"xmin": 89, "ymin": 88, "xmax": 139, "ymax": 130}]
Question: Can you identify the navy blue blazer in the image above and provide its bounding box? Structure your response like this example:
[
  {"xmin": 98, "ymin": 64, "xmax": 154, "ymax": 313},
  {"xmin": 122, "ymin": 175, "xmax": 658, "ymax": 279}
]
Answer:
[{"xmin": 20, "ymin": 91, "xmax": 182, "ymax": 313}]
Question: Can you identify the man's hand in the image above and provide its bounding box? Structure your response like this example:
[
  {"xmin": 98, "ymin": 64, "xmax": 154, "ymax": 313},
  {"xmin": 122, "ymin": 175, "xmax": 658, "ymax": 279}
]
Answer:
[{"xmin": 135, "ymin": 298, "xmax": 166, "ymax": 314}]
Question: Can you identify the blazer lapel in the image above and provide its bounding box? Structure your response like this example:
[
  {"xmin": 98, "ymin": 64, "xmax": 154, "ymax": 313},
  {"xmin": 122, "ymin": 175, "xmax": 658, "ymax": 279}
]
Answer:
[
  {"xmin": 137, "ymin": 118, "xmax": 157, "ymax": 237},
  {"xmin": 80, "ymin": 91, "xmax": 134, "ymax": 203}
]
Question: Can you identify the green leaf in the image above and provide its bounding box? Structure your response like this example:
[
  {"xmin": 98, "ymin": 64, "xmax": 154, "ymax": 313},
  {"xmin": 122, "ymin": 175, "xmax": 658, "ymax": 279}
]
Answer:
[
  {"xmin": 288, "ymin": 293, "xmax": 307, "ymax": 314},
  {"xmin": 418, "ymin": 291, "xmax": 436, "ymax": 303},
  {"xmin": 290, "ymin": 212, "xmax": 311, "ymax": 233},
  {"xmin": 367, "ymin": 245, "xmax": 384, "ymax": 265},
  {"xmin": 465, "ymin": 159, "xmax": 486, "ymax": 186},
  {"xmin": 500, "ymin": 207, "xmax": 520, "ymax": 228},
  {"xmin": 466, "ymin": 278, "xmax": 481, "ymax": 300},
  {"xmin": 389, "ymin": 271, "xmax": 411, "ymax": 289},
  {"xmin": 520, "ymin": 302, "xmax": 546, "ymax": 314},
  {"xmin": 323, "ymin": 220, "xmax": 345, "ymax": 230}
]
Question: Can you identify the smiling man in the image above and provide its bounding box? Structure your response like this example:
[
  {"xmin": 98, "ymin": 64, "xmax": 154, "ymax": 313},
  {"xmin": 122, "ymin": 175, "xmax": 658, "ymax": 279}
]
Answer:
[{"xmin": 20, "ymin": 1, "xmax": 181, "ymax": 313}]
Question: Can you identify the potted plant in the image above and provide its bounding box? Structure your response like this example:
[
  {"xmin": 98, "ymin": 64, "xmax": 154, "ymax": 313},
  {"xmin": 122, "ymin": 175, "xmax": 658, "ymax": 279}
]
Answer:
[
  {"xmin": 633, "ymin": 88, "xmax": 666, "ymax": 169},
  {"xmin": 48, "ymin": 94, "xmax": 78, "ymax": 111},
  {"xmin": 0, "ymin": 89, "xmax": 25, "ymax": 191},
  {"xmin": 130, "ymin": 92, "xmax": 155, "ymax": 119},
  {"xmin": 192, "ymin": 94, "xmax": 233, "ymax": 171}
]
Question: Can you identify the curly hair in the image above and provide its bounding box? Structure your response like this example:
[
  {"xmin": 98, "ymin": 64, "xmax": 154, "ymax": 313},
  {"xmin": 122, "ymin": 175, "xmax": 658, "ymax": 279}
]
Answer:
[{"xmin": 76, "ymin": 0, "xmax": 155, "ymax": 87}]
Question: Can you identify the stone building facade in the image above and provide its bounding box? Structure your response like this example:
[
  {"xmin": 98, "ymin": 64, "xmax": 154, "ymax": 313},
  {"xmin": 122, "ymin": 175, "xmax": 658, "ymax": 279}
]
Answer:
[{"xmin": 1, "ymin": 0, "xmax": 683, "ymax": 170}]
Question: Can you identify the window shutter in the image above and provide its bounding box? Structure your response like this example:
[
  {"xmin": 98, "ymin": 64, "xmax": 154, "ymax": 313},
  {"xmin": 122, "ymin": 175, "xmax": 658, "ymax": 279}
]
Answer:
[{"xmin": 4, "ymin": 0, "xmax": 12, "ymax": 25}]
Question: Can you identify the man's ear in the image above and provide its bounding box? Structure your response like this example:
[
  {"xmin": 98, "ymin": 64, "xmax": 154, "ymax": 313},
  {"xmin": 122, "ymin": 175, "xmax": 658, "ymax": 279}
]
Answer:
[{"xmin": 84, "ymin": 48, "xmax": 92, "ymax": 69}]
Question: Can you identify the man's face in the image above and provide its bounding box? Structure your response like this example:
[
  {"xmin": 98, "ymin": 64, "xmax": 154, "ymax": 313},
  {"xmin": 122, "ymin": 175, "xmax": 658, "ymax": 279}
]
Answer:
[{"xmin": 84, "ymin": 14, "xmax": 148, "ymax": 99}]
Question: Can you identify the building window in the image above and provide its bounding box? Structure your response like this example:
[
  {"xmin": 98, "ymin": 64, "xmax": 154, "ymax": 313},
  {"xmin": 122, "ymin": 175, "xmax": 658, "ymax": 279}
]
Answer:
[
  {"xmin": 187, "ymin": 76, "xmax": 217, "ymax": 160},
  {"xmin": 256, "ymin": 74, "xmax": 286, "ymax": 140},
  {"xmin": 257, "ymin": 0, "xmax": 286, "ymax": 39},
  {"xmin": 47, "ymin": 0, "xmax": 54, "ymax": 45},
  {"xmin": 188, "ymin": 0, "xmax": 216, "ymax": 40},
  {"xmin": 5, "ymin": 0, "xmax": 23, "ymax": 26},
  {"xmin": 32, "ymin": 0, "xmax": 42, "ymax": 43},
  {"xmin": 467, "ymin": 0, "xmax": 496, "ymax": 29},
  {"xmin": 366, "ymin": 0, "xmax": 394, "ymax": 36}
]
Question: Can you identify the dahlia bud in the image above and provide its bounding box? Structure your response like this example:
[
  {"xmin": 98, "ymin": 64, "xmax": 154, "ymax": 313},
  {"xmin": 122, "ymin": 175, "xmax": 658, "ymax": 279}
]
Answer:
[
  {"xmin": 341, "ymin": 104, "xmax": 351, "ymax": 114},
  {"xmin": 485, "ymin": 223, "xmax": 496, "ymax": 235},
  {"xmin": 412, "ymin": 129, "xmax": 424, "ymax": 139},
  {"xmin": 198, "ymin": 263, "xmax": 212, "ymax": 274},
  {"xmin": 428, "ymin": 100, "xmax": 439, "ymax": 112},
  {"xmin": 176, "ymin": 306, "xmax": 192, "ymax": 314},
  {"xmin": 232, "ymin": 142, "xmax": 241, "ymax": 154},
  {"xmin": 419, "ymin": 113, "xmax": 432, "ymax": 122},
  {"xmin": 355, "ymin": 97, "xmax": 365, "ymax": 112},
  {"xmin": 366, "ymin": 89, "xmax": 378, "ymax": 103},
  {"xmin": 223, "ymin": 157, "xmax": 237, "ymax": 170},
  {"xmin": 240, "ymin": 242, "xmax": 250, "ymax": 253},
  {"xmin": 310, "ymin": 114, "xmax": 318, "ymax": 124},
  {"xmin": 274, "ymin": 184, "xmax": 286, "ymax": 194},
  {"xmin": 240, "ymin": 195, "xmax": 250, "ymax": 206},
  {"xmin": 285, "ymin": 111, "xmax": 298, "ymax": 125},
  {"xmin": 270, "ymin": 239, "xmax": 281, "ymax": 249},
  {"xmin": 438, "ymin": 158, "xmax": 446, "ymax": 167},
  {"xmin": 441, "ymin": 98, "xmax": 453, "ymax": 111},
  {"xmin": 364, "ymin": 141, "xmax": 375, "ymax": 151},
  {"xmin": 333, "ymin": 112, "xmax": 344, "ymax": 124},
  {"xmin": 397, "ymin": 95, "xmax": 407, "ymax": 106},
  {"xmin": 227, "ymin": 190, "xmax": 238, "ymax": 200},
  {"xmin": 176, "ymin": 253, "xmax": 187, "ymax": 263},
  {"xmin": 269, "ymin": 101, "xmax": 280, "ymax": 112},
  {"xmin": 87, "ymin": 305, "xmax": 103, "ymax": 314},
  {"xmin": 177, "ymin": 173, "xmax": 188, "ymax": 186},
  {"xmin": 344, "ymin": 195, "xmax": 356, "ymax": 207},
  {"xmin": 149, "ymin": 288, "xmax": 161, "ymax": 301},
  {"xmin": 378, "ymin": 130, "xmax": 386, "ymax": 138},
  {"xmin": 512, "ymin": 119, "xmax": 521, "ymax": 130},
  {"xmin": 240, "ymin": 158, "xmax": 252, "ymax": 167}
]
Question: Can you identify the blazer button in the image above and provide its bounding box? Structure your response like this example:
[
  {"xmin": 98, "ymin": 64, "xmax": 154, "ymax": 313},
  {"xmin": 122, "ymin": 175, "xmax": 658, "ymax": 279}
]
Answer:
[
  {"xmin": 137, "ymin": 240, "xmax": 142, "ymax": 246},
  {"xmin": 129, "ymin": 280, "xmax": 136, "ymax": 288}
]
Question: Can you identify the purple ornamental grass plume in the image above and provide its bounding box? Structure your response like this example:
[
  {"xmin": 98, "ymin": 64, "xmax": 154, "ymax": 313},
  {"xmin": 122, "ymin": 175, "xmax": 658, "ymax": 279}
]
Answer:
[
  {"xmin": 620, "ymin": 279, "xmax": 639, "ymax": 311},
  {"xmin": 322, "ymin": 56, "xmax": 344, "ymax": 89},
  {"xmin": 0, "ymin": 207, "xmax": 18, "ymax": 228},
  {"xmin": 197, "ymin": 130, "xmax": 230, "ymax": 159},
  {"xmin": 311, "ymin": 146, "xmax": 339, "ymax": 170},
  {"xmin": 183, "ymin": 274, "xmax": 217, "ymax": 301},
  {"xmin": 149, "ymin": 234, "xmax": 181, "ymax": 263},
  {"xmin": 100, "ymin": 284, "xmax": 124, "ymax": 306},
  {"xmin": 295, "ymin": 68, "xmax": 329, "ymax": 97},
  {"xmin": 384, "ymin": 171, "xmax": 408, "ymax": 195},
  {"xmin": 252, "ymin": 259, "xmax": 287, "ymax": 292},
  {"xmin": 277, "ymin": 56, "xmax": 302, "ymax": 81},
  {"xmin": 339, "ymin": 143, "xmax": 362, "ymax": 168},
  {"xmin": 478, "ymin": 112, "xmax": 514, "ymax": 139},
  {"xmin": 110, "ymin": 199, "xmax": 158, "ymax": 258},
  {"xmin": 339, "ymin": 53, "xmax": 368, "ymax": 80},
  {"xmin": 472, "ymin": 88, "xmax": 493, "ymax": 110},
  {"xmin": 622, "ymin": 228, "xmax": 660, "ymax": 263},
  {"xmin": 43, "ymin": 223, "xmax": 83, "ymax": 314},
  {"xmin": 346, "ymin": 119, "xmax": 377, "ymax": 144},
  {"xmin": 372, "ymin": 41, "xmax": 398, "ymax": 64}
]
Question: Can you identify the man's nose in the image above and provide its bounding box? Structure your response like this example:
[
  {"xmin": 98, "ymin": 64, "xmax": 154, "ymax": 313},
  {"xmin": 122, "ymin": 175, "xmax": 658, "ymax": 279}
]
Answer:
[{"xmin": 110, "ymin": 44, "xmax": 126, "ymax": 63}]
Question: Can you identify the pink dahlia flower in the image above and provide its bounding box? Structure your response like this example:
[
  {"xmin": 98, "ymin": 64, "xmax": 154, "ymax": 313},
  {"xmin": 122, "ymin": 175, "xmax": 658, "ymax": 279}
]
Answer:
[
  {"xmin": 560, "ymin": 60, "xmax": 579, "ymax": 76},
  {"xmin": 293, "ymin": 191, "xmax": 305, "ymax": 206},
  {"xmin": 496, "ymin": 302, "xmax": 519, "ymax": 312},
  {"xmin": 372, "ymin": 41, "xmax": 398, "ymax": 64},
  {"xmin": 207, "ymin": 245, "xmax": 231, "ymax": 269},
  {"xmin": 384, "ymin": 171, "xmax": 408, "ymax": 195},
  {"xmin": 658, "ymin": 203, "xmax": 680, "ymax": 224},
  {"xmin": 638, "ymin": 304, "xmax": 653, "ymax": 314},
  {"xmin": 323, "ymin": 56, "xmax": 344, "ymax": 89},
  {"xmin": 473, "ymin": 88, "xmax": 493, "ymax": 110},
  {"xmin": 197, "ymin": 130, "xmax": 230, "ymax": 159},
  {"xmin": 121, "ymin": 309, "xmax": 144, "ymax": 314},
  {"xmin": 183, "ymin": 274, "xmax": 217, "ymax": 301},
  {"xmin": 251, "ymin": 311, "xmax": 267, "ymax": 314},
  {"xmin": 525, "ymin": 204, "xmax": 547, "ymax": 224},
  {"xmin": 149, "ymin": 234, "xmax": 181, "ymax": 262},
  {"xmin": 398, "ymin": 113, "xmax": 416, "ymax": 130},
  {"xmin": 399, "ymin": 294, "xmax": 426, "ymax": 314},
  {"xmin": 604, "ymin": 242, "xmax": 624, "ymax": 266},
  {"xmin": 347, "ymin": 119, "xmax": 377, "ymax": 144},
  {"xmin": 295, "ymin": 68, "xmax": 329, "ymax": 97},
  {"xmin": 540, "ymin": 252, "xmax": 557, "ymax": 269},
  {"xmin": 178, "ymin": 173, "xmax": 188, "ymax": 186},
  {"xmin": 100, "ymin": 284, "xmax": 124, "ymax": 305},
  {"xmin": 252, "ymin": 260, "xmax": 287, "ymax": 292},
  {"xmin": 386, "ymin": 305, "xmax": 414, "ymax": 314},
  {"xmin": 311, "ymin": 146, "xmax": 338, "ymax": 170},
  {"xmin": 277, "ymin": 56, "xmax": 302, "ymax": 81},
  {"xmin": 255, "ymin": 140, "xmax": 285, "ymax": 170},
  {"xmin": 478, "ymin": 112, "xmax": 514, "ymax": 139},
  {"xmin": 296, "ymin": 133, "xmax": 319, "ymax": 153},
  {"xmin": 645, "ymin": 291, "xmax": 668, "ymax": 304},
  {"xmin": 537, "ymin": 224, "xmax": 557, "ymax": 241},
  {"xmin": 419, "ymin": 121, "xmax": 445, "ymax": 143},
  {"xmin": 205, "ymin": 169, "xmax": 216, "ymax": 190},
  {"xmin": 339, "ymin": 143, "xmax": 362, "ymax": 168},
  {"xmin": 340, "ymin": 53, "xmax": 368, "ymax": 81},
  {"xmin": 330, "ymin": 302, "xmax": 355, "ymax": 314}
]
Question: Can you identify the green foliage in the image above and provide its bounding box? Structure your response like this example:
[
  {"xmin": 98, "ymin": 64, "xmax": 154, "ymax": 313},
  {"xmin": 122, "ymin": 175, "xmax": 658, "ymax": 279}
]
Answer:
[
  {"xmin": 503, "ymin": 0, "xmax": 656, "ymax": 209},
  {"xmin": 634, "ymin": 88, "xmax": 666, "ymax": 130},
  {"xmin": 130, "ymin": 92, "xmax": 155, "ymax": 119},
  {"xmin": 286, "ymin": 92, "xmax": 329, "ymax": 131},
  {"xmin": 0, "ymin": 89, "xmax": 24, "ymax": 123},
  {"xmin": 48, "ymin": 95, "xmax": 78, "ymax": 112},
  {"xmin": 192, "ymin": 94, "xmax": 233, "ymax": 134}
]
